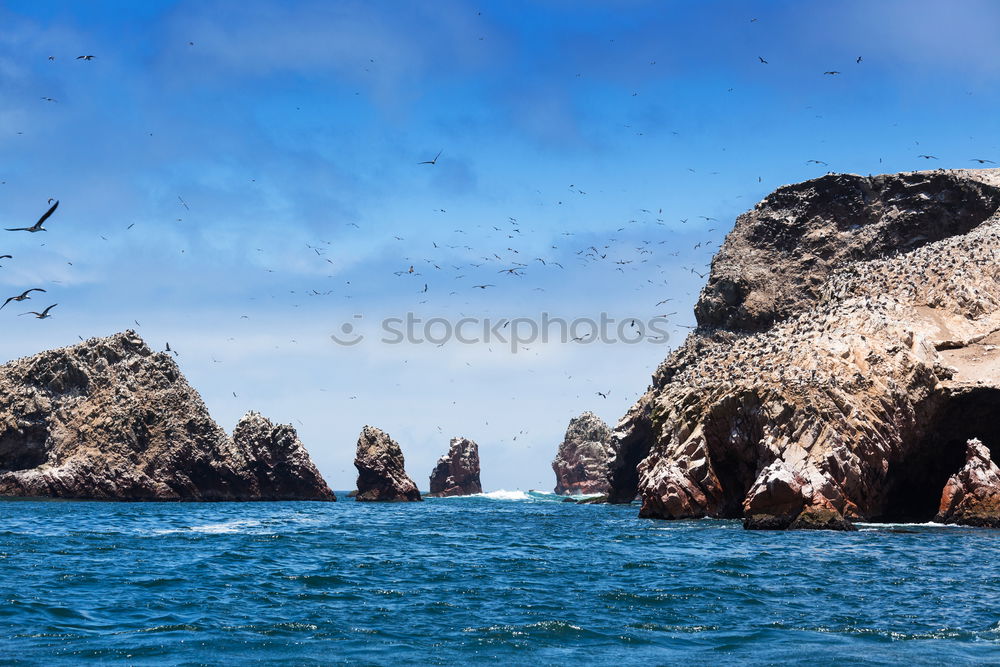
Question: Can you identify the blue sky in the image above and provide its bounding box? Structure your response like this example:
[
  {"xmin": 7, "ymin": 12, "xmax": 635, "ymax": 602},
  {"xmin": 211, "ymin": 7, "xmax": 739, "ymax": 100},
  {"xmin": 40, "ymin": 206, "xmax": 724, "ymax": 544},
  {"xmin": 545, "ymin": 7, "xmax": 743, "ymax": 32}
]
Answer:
[{"xmin": 1, "ymin": 0, "xmax": 999, "ymax": 491}]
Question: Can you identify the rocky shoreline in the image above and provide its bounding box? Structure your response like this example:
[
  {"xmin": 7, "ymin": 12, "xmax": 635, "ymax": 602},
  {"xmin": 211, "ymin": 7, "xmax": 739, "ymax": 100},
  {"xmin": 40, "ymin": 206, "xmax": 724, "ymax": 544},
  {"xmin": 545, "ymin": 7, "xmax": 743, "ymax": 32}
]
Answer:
[
  {"xmin": 3, "ymin": 170, "xmax": 1000, "ymax": 531},
  {"xmin": 0, "ymin": 331, "xmax": 333, "ymax": 501}
]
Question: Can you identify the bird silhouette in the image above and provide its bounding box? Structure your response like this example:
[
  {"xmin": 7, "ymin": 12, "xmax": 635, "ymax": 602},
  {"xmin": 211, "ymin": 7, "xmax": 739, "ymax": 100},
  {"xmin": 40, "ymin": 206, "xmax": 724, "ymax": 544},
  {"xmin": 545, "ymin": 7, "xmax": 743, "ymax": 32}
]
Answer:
[
  {"xmin": 418, "ymin": 150, "xmax": 442, "ymax": 165},
  {"xmin": 2, "ymin": 288, "xmax": 45, "ymax": 310},
  {"xmin": 19, "ymin": 303, "xmax": 57, "ymax": 319},
  {"xmin": 6, "ymin": 200, "xmax": 58, "ymax": 233}
]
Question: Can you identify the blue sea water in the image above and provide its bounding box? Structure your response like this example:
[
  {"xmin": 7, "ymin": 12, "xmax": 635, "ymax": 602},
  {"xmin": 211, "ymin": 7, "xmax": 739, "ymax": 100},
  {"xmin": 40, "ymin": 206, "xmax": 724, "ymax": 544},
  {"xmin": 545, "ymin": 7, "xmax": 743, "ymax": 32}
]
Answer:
[{"xmin": 1, "ymin": 491, "xmax": 999, "ymax": 665}]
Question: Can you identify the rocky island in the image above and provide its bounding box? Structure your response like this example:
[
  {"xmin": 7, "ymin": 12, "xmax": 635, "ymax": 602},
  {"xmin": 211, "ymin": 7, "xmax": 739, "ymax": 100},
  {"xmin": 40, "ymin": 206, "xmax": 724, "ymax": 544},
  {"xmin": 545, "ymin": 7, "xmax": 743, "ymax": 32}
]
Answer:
[
  {"xmin": 551, "ymin": 412, "xmax": 615, "ymax": 496},
  {"xmin": 428, "ymin": 437, "xmax": 482, "ymax": 497},
  {"xmin": 0, "ymin": 331, "xmax": 334, "ymax": 500},
  {"xmin": 610, "ymin": 169, "xmax": 1000, "ymax": 529},
  {"xmin": 353, "ymin": 426, "xmax": 422, "ymax": 501}
]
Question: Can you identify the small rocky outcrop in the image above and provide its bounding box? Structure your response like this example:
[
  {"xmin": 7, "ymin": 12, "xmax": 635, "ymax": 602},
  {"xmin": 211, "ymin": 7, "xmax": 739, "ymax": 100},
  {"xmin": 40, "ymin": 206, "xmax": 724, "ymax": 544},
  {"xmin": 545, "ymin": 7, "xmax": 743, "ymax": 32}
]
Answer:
[
  {"xmin": 610, "ymin": 169, "xmax": 1000, "ymax": 529},
  {"xmin": 428, "ymin": 437, "xmax": 482, "ymax": 497},
  {"xmin": 935, "ymin": 439, "xmax": 1000, "ymax": 527},
  {"xmin": 354, "ymin": 426, "xmax": 421, "ymax": 501},
  {"xmin": 552, "ymin": 412, "xmax": 615, "ymax": 495},
  {"xmin": 0, "ymin": 331, "xmax": 334, "ymax": 500}
]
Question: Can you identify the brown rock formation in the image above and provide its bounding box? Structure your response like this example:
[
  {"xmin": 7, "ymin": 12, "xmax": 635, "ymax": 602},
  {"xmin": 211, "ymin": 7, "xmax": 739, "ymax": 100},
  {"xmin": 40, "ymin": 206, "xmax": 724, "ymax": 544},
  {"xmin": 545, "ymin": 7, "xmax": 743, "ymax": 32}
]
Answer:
[
  {"xmin": 552, "ymin": 412, "xmax": 615, "ymax": 495},
  {"xmin": 354, "ymin": 425, "xmax": 421, "ymax": 501},
  {"xmin": 0, "ymin": 331, "xmax": 334, "ymax": 500},
  {"xmin": 611, "ymin": 169, "xmax": 1000, "ymax": 529},
  {"xmin": 935, "ymin": 439, "xmax": 1000, "ymax": 527},
  {"xmin": 427, "ymin": 437, "xmax": 482, "ymax": 497}
]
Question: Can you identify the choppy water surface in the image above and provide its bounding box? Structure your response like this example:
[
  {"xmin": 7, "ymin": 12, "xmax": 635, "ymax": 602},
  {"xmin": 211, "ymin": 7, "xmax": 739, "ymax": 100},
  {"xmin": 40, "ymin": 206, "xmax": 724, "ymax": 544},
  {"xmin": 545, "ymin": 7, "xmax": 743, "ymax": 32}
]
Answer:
[{"xmin": 1, "ymin": 492, "xmax": 998, "ymax": 665}]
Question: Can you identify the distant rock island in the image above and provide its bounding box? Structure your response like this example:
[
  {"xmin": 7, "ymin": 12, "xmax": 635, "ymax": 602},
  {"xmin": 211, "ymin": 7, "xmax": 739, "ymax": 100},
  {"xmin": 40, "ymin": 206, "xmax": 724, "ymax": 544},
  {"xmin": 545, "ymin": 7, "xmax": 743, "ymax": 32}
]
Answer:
[
  {"xmin": 610, "ymin": 169, "xmax": 1000, "ymax": 529},
  {"xmin": 552, "ymin": 412, "xmax": 615, "ymax": 496},
  {"xmin": 0, "ymin": 331, "xmax": 334, "ymax": 500},
  {"xmin": 354, "ymin": 426, "xmax": 422, "ymax": 501},
  {"xmin": 428, "ymin": 437, "xmax": 482, "ymax": 497}
]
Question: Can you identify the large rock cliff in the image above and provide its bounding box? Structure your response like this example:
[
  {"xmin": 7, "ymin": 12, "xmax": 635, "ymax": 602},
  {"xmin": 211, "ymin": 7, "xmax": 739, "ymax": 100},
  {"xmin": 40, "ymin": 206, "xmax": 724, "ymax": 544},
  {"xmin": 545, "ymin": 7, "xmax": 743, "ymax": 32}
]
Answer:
[
  {"xmin": 354, "ymin": 426, "xmax": 422, "ymax": 501},
  {"xmin": 552, "ymin": 412, "xmax": 615, "ymax": 495},
  {"xmin": 0, "ymin": 331, "xmax": 334, "ymax": 500},
  {"xmin": 428, "ymin": 437, "xmax": 482, "ymax": 497},
  {"xmin": 612, "ymin": 169, "xmax": 1000, "ymax": 529}
]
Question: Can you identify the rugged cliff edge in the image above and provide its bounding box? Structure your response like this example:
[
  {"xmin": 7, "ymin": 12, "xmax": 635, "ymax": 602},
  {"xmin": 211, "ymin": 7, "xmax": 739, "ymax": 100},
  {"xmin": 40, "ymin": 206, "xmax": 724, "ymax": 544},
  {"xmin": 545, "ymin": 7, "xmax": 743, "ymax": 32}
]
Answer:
[
  {"xmin": 354, "ymin": 426, "xmax": 422, "ymax": 501},
  {"xmin": 0, "ymin": 331, "xmax": 334, "ymax": 500},
  {"xmin": 428, "ymin": 437, "xmax": 482, "ymax": 497},
  {"xmin": 611, "ymin": 169, "xmax": 1000, "ymax": 529},
  {"xmin": 552, "ymin": 412, "xmax": 615, "ymax": 495}
]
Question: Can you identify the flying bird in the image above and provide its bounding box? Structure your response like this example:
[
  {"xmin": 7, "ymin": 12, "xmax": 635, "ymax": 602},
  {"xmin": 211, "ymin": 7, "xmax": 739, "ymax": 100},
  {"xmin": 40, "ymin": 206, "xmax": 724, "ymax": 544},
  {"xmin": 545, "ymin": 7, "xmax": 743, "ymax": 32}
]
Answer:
[
  {"xmin": 2, "ymin": 288, "xmax": 45, "ymax": 310},
  {"xmin": 6, "ymin": 200, "xmax": 58, "ymax": 233},
  {"xmin": 19, "ymin": 303, "xmax": 57, "ymax": 319},
  {"xmin": 418, "ymin": 150, "xmax": 442, "ymax": 165}
]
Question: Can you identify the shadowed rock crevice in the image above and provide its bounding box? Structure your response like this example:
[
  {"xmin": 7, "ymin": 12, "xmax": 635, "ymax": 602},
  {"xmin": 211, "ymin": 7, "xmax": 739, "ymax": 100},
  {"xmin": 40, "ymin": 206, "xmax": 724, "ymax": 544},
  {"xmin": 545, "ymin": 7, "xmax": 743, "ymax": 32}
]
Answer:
[{"xmin": 879, "ymin": 386, "xmax": 1000, "ymax": 522}]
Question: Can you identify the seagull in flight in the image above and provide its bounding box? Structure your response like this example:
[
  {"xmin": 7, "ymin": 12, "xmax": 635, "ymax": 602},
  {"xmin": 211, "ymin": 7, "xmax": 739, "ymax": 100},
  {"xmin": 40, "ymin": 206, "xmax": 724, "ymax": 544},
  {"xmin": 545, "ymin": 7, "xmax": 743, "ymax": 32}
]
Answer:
[
  {"xmin": 2, "ymin": 288, "xmax": 46, "ymax": 310},
  {"xmin": 6, "ymin": 200, "xmax": 58, "ymax": 232},
  {"xmin": 19, "ymin": 303, "xmax": 57, "ymax": 319},
  {"xmin": 418, "ymin": 150, "xmax": 442, "ymax": 165}
]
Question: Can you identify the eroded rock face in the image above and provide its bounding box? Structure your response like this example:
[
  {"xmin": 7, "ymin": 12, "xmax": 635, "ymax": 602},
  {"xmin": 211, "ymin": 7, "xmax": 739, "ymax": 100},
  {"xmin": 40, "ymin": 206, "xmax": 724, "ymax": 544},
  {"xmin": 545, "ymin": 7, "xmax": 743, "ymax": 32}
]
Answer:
[
  {"xmin": 0, "ymin": 331, "xmax": 334, "ymax": 500},
  {"xmin": 935, "ymin": 439, "xmax": 1000, "ymax": 527},
  {"xmin": 428, "ymin": 437, "xmax": 482, "ymax": 497},
  {"xmin": 354, "ymin": 426, "xmax": 421, "ymax": 501},
  {"xmin": 231, "ymin": 412, "xmax": 335, "ymax": 501},
  {"xmin": 613, "ymin": 169, "xmax": 1000, "ymax": 529},
  {"xmin": 552, "ymin": 412, "xmax": 615, "ymax": 495}
]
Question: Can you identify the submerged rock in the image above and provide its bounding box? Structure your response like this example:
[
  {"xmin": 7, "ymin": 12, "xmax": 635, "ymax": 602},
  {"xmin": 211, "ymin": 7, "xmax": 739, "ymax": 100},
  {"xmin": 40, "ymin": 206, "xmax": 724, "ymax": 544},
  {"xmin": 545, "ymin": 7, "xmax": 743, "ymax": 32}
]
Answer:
[
  {"xmin": 552, "ymin": 412, "xmax": 615, "ymax": 495},
  {"xmin": 935, "ymin": 439, "xmax": 1000, "ymax": 527},
  {"xmin": 0, "ymin": 331, "xmax": 334, "ymax": 500},
  {"xmin": 611, "ymin": 169, "xmax": 1000, "ymax": 529},
  {"xmin": 354, "ymin": 426, "xmax": 421, "ymax": 502},
  {"xmin": 428, "ymin": 437, "xmax": 482, "ymax": 497}
]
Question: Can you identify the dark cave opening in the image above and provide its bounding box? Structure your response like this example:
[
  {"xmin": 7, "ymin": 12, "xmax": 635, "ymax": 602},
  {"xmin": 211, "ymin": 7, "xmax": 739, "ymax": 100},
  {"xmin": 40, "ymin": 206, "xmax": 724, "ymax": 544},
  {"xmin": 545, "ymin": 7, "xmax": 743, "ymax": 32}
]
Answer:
[
  {"xmin": 0, "ymin": 424, "xmax": 50, "ymax": 472},
  {"xmin": 702, "ymin": 397, "xmax": 764, "ymax": 519},
  {"xmin": 876, "ymin": 387, "xmax": 1000, "ymax": 523}
]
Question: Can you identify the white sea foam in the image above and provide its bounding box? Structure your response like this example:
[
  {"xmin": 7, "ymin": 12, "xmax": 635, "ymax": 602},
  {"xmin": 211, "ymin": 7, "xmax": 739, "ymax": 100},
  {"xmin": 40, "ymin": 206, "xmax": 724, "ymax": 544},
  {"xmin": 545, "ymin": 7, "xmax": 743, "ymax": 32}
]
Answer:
[
  {"xmin": 152, "ymin": 519, "xmax": 263, "ymax": 535},
  {"xmin": 478, "ymin": 490, "xmax": 531, "ymax": 501}
]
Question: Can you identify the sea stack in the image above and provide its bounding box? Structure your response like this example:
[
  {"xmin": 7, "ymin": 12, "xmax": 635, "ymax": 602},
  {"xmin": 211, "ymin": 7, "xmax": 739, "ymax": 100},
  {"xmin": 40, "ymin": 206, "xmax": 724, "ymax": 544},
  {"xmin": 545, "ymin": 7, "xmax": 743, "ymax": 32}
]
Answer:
[
  {"xmin": 0, "ymin": 331, "xmax": 334, "ymax": 500},
  {"xmin": 354, "ymin": 426, "xmax": 422, "ymax": 501},
  {"xmin": 428, "ymin": 437, "xmax": 482, "ymax": 497},
  {"xmin": 552, "ymin": 412, "xmax": 615, "ymax": 495},
  {"xmin": 608, "ymin": 169, "xmax": 1000, "ymax": 529},
  {"xmin": 935, "ymin": 439, "xmax": 1000, "ymax": 527}
]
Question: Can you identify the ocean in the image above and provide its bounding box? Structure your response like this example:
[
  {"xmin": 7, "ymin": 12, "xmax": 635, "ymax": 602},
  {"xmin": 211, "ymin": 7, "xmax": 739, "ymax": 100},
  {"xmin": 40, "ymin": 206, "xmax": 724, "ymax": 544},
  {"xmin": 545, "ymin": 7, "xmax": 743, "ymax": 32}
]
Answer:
[{"xmin": 2, "ymin": 492, "xmax": 998, "ymax": 665}]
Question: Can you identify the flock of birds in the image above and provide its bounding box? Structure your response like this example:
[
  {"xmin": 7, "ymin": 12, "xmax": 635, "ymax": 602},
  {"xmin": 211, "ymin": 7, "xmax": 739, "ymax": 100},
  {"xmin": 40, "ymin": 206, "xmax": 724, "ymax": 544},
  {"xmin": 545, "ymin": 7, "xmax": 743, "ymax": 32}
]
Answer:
[
  {"xmin": 3, "ymin": 19, "xmax": 999, "ymax": 483},
  {"xmin": 2, "ymin": 200, "xmax": 59, "ymax": 319}
]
